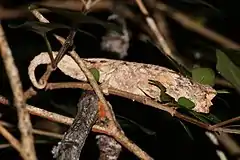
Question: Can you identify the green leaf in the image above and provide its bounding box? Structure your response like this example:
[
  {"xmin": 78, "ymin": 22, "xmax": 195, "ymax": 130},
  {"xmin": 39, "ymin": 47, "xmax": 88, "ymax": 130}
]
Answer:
[
  {"xmin": 177, "ymin": 97, "xmax": 195, "ymax": 109},
  {"xmin": 149, "ymin": 80, "xmax": 175, "ymax": 103},
  {"xmin": 8, "ymin": 21, "xmax": 71, "ymax": 37},
  {"xmin": 191, "ymin": 67, "xmax": 215, "ymax": 86},
  {"xmin": 189, "ymin": 111, "xmax": 221, "ymax": 124},
  {"xmin": 46, "ymin": 7, "xmax": 122, "ymax": 33},
  {"xmin": 216, "ymin": 50, "xmax": 240, "ymax": 91},
  {"xmin": 89, "ymin": 68, "xmax": 100, "ymax": 82},
  {"xmin": 189, "ymin": 111, "xmax": 209, "ymax": 123}
]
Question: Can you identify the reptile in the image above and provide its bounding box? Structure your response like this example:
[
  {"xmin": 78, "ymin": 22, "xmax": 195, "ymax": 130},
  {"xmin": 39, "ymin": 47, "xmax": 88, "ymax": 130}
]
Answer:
[{"xmin": 28, "ymin": 51, "xmax": 217, "ymax": 113}]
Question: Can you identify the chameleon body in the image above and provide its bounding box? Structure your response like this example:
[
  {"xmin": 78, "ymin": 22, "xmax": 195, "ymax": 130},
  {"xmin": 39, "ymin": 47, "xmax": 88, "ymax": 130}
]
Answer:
[{"xmin": 28, "ymin": 52, "xmax": 216, "ymax": 113}]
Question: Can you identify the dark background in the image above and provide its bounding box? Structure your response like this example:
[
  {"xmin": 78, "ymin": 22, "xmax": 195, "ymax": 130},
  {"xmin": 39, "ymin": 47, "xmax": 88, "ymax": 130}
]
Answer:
[{"xmin": 1, "ymin": 0, "xmax": 240, "ymax": 159}]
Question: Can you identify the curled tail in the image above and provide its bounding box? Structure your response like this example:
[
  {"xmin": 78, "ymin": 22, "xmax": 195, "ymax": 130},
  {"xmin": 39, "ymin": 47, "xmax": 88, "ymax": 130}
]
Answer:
[{"xmin": 28, "ymin": 52, "xmax": 57, "ymax": 89}]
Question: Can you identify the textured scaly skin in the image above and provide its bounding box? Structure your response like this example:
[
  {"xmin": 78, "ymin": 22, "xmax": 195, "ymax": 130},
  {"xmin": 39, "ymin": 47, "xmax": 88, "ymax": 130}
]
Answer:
[{"xmin": 28, "ymin": 52, "xmax": 216, "ymax": 113}]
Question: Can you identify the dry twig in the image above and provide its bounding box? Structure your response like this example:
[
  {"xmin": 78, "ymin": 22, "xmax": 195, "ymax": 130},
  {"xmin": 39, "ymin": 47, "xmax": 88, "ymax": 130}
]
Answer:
[
  {"xmin": 0, "ymin": 25, "xmax": 36, "ymax": 160},
  {"xmin": 0, "ymin": 121, "xmax": 63, "ymax": 139},
  {"xmin": 0, "ymin": 124, "xmax": 24, "ymax": 157}
]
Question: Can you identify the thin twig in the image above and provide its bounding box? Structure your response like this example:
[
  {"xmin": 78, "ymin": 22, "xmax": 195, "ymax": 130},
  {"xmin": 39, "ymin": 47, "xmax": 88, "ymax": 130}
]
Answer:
[
  {"xmin": 52, "ymin": 30, "xmax": 77, "ymax": 68},
  {"xmin": 0, "ymin": 25, "xmax": 36, "ymax": 160},
  {"xmin": 216, "ymin": 128, "xmax": 240, "ymax": 134},
  {"xmin": 0, "ymin": 124, "xmax": 26, "ymax": 158},
  {"xmin": 210, "ymin": 116, "xmax": 240, "ymax": 129},
  {"xmin": 0, "ymin": 120, "xmax": 63, "ymax": 139}
]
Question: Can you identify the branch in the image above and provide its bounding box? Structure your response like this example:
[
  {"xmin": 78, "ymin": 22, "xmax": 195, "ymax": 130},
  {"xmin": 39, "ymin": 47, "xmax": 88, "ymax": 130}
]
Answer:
[
  {"xmin": 0, "ymin": 120, "xmax": 63, "ymax": 139},
  {"xmin": 52, "ymin": 91, "xmax": 99, "ymax": 159},
  {"xmin": 45, "ymin": 82, "xmax": 211, "ymax": 130},
  {"xmin": 0, "ymin": 25, "xmax": 36, "ymax": 160},
  {"xmin": 30, "ymin": 9, "xmax": 153, "ymax": 160}
]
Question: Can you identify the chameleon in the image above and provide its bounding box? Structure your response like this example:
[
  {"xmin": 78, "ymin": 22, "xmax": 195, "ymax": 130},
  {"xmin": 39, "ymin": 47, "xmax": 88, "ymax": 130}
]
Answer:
[{"xmin": 28, "ymin": 51, "xmax": 217, "ymax": 113}]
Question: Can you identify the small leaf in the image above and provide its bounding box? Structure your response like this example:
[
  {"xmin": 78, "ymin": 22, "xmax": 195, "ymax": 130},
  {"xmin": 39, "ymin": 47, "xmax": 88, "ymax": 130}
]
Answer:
[
  {"xmin": 9, "ymin": 21, "xmax": 71, "ymax": 37},
  {"xmin": 177, "ymin": 97, "xmax": 195, "ymax": 109},
  {"xmin": 89, "ymin": 68, "xmax": 100, "ymax": 82},
  {"xmin": 216, "ymin": 50, "xmax": 240, "ymax": 91},
  {"xmin": 9, "ymin": 21, "xmax": 96, "ymax": 40},
  {"xmin": 191, "ymin": 67, "xmax": 215, "ymax": 86}
]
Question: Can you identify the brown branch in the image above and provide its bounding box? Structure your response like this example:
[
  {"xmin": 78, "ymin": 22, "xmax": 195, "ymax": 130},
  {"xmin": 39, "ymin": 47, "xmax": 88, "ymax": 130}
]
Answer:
[
  {"xmin": 1, "ymin": 93, "xmax": 154, "ymax": 159},
  {"xmin": 52, "ymin": 91, "xmax": 99, "ymax": 159},
  {"xmin": 46, "ymin": 82, "xmax": 212, "ymax": 129},
  {"xmin": 70, "ymin": 30, "xmax": 153, "ymax": 160},
  {"xmin": 0, "ymin": 25, "xmax": 37, "ymax": 160},
  {"xmin": 215, "ymin": 128, "xmax": 240, "ymax": 134},
  {"xmin": 46, "ymin": 82, "xmax": 173, "ymax": 113},
  {"xmin": 30, "ymin": 9, "xmax": 153, "ymax": 160},
  {"xmin": 1, "ymin": 93, "xmax": 236, "ymax": 135}
]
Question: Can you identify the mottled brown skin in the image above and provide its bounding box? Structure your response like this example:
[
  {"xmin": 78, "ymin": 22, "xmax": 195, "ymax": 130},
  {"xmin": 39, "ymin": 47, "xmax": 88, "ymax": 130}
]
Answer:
[{"xmin": 28, "ymin": 51, "xmax": 216, "ymax": 113}]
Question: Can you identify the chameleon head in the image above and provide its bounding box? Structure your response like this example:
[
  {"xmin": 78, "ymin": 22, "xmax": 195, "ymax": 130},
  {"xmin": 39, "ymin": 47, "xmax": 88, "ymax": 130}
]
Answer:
[{"xmin": 192, "ymin": 88, "xmax": 217, "ymax": 113}]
